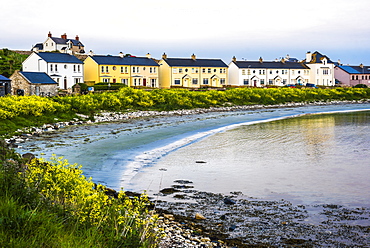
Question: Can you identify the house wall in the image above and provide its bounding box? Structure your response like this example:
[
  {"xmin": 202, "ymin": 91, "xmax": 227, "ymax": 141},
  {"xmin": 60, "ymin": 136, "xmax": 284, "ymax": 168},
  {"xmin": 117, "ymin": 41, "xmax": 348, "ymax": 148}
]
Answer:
[
  {"xmin": 43, "ymin": 37, "xmax": 58, "ymax": 52},
  {"xmin": 84, "ymin": 56, "xmax": 99, "ymax": 83},
  {"xmin": 228, "ymin": 62, "xmax": 240, "ymax": 86},
  {"xmin": 22, "ymin": 53, "xmax": 48, "ymax": 72},
  {"xmin": 158, "ymin": 60, "xmax": 171, "ymax": 89},
  {"xmin": 334, "ymin": 67, "xmax": 350, "ymax": 86},
  {"xmin": 306, "ymin": 59, "xmax": 335, "ymax": 86}
]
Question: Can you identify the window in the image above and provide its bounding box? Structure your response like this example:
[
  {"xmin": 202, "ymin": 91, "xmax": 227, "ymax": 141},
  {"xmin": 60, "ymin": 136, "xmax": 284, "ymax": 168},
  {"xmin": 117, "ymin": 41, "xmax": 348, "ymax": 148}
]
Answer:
[
  {"xmin": 203, "ymin": 78, "xmax": 209, "ymax": 84},
  {"xmin": 121, "ymin": 67, "xmax": 124, "ymax": 73},
  {"xmin": 136, "ymin": 67, "xmax": 140, "ymax": 73},
  {"xmin": 242, "ymin": 69, "xmax": 246, "ymax": 75},
  {"xmin": 282, "ymin": 79, "xmax": 287, "ymax": 84},
  {"xmin": 269, "ymin": 79, "xmax": 273, "ymax": 85},
  {"xmin": 113, "ymin": 66, "xmax": 116, "ymax": 71},
  {"xmin": 64, "ymin": 65, "xmax": 67, "ymax": 69},
  {"xmin": 153, "ymin": 67, "xmax": 156, "ymax": 73},
  {"xmin": 269, "ymin": 70, "xmax": 272, "ymax": 74},
  {"xmin": 103, "ymin": 78, "xmax": 110, "ymax": 83},
  {"xmin": 101, "ymin": 66, "xmax": 104, "ymax": 73},
  {"xmin": 106, "ymin": 66, "xmax": 109, "ymax": 73},
  {"xmin": 276, "ymin": 70, "xmax": 279, "ymax": 74},
  {"xmin": 202, "ymin": 68, "xmax": 206, "ymax": 73},
  {"xmin": 73, "ymin": 65, "xmax": 76, "ymax": 72},
  {"xmin": 173, "ymin": 68, "xmax": 177, "ymax": 73},
  {"xmin": 78, "ymin": 65, "xmax": 81, "ymax": 72},
  {"xmin": 192, "ymin": 78, "xmax": 198, "ymax": 84},
  {"xmin": 208, "ymin": 68, "xmax": 211, "ymax": 73},
  {"xmin": 150, "ymin": 67, "xmax": 153, "ymax": 73},
  {"xmin": 243, "ymin": 79, "xmax": 249, "ymax": 85},
  {"xmin": 260, "ymin": 79, "xmax": 265, "ymax": 85},
  {"xmin": 151, "ymin": 79, "xmax": 156, "ymax": 87},
  {"xmin": 214, "ymin": 69, "xmax": 217, "ymax": 72},
  {"xmin": 185, "ymin": 68, "xmax": 188, "ymax": 72},
  {"xmin": 125, "ymin": 67, "xmax": 128, "ymax": 73},
  {"xmin": 179, "ymin": 68, "xmax": 183, "ymax": 73},
  {"xmin": 323, "ymin": 69, "xmax": 329, "ymax": 75},
  {"xmin": 174, "ymin": 79, "xmax": 181, "ymax": 85},
  {"xmin": 55, "ymin": 64, "xmax": 58, "ymax": 72},
  {"xmin": 50, "ymin": 64, "xmax": 53, "ymax": 72},
  {"xmin": 121, "ymin": 79, "xmax": 128, "ymax": 85},
  {"xmin": 220, "ymin": 78, "xmax": 226, "ymax": 84},
  {"xmin": 134, "ymin": 79, "xmax": 137, "ymax": 86},
  {"xmin": 253, "ymin": 70, "xmax": 256, "ymax": 74}
]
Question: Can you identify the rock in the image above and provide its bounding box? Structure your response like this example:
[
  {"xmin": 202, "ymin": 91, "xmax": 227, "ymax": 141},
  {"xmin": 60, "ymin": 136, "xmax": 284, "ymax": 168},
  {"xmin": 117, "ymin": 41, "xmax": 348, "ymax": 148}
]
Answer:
[
  {"xmin": 160, "ymin": 187, "xmax": 180, "ymax": 195},
  {"xmin": 196, "ymin": 160, "xmax": 207, "ymax": 163},
  {"xmin": 195, "ymin": 213, "xmax": 206, "ymax": 220},
  {"xmin": 223, "ymin": 198, "xmax": 236, "ymax": 205},
  {"xmin": 163, "ymin": 214, "xmax": 175, "ymax": 221},
  {"xmin": 228, "ymin": 225, "xmax": 237, "ymax": 231}
]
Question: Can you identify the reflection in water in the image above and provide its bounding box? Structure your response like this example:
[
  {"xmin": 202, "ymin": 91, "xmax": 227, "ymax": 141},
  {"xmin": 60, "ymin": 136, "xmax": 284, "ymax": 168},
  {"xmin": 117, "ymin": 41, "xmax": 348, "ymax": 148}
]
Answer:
[{"xmin": 131, "ymin": 111, "xmax": 370, "ymax": 207}]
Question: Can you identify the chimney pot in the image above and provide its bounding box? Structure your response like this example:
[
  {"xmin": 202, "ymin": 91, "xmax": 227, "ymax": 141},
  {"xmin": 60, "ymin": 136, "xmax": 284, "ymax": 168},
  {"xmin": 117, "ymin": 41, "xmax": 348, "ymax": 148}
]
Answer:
[
  {"xmin": 259, "ymin": 57, "xmax": 263, "ymax": 63},
  {"xmin": 232, "ymin": 56, "xmax": 236, "ymax": 62},
  {"xmin": 162, "ymin": 53, "xmax": 167, "ymax": 59},
  {"xmin": 146, "ymin": 53, "xmax": 151, "ymax": 59},
  {"xmin": 61, "ymin": 33, "xmax": 67, "ymax": 39},
  {"xmin": 191, "ymin": 54, "xmax": 196, "ymax": 60},
  {"xmin": 119, "ymin": 52, "xmax": 124, "ymax": 58},
  {"xmin": 75, "ymin": 35, "xmax": 79, "ymax": 41},
  {"xmin": 48, "ymin": 31, "xmax": 52, "ymax": 38}
]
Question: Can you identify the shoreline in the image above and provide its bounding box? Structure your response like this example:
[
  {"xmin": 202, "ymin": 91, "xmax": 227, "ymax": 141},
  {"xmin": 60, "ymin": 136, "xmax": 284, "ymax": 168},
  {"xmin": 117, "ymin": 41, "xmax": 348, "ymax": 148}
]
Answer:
[{"xmin": 5, "ymin": 99, "xmax": 370, "ymax": 147}]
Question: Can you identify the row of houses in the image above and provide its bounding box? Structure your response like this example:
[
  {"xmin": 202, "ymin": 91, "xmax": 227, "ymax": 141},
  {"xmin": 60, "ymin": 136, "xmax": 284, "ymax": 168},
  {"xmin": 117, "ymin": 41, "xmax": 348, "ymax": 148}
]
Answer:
[{"xmin": 1, "ymin": 32, "xmax": 369, "ymax": 96}]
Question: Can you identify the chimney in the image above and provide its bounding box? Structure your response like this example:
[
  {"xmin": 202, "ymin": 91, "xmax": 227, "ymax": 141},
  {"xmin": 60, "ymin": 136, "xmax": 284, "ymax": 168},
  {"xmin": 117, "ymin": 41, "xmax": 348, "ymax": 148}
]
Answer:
[
  {"xmin": 259, "ymin": 57, "xmax": 263, "ymax": 63},
  {"xmin": 281, "ymin": 58, "xmax": 285, "ymax": 64},
  {"xmin": 75, "ymin": 35, "xmax": 79, "ymax": 41},
  {"xmin": 232, "ymin": 56, "xmax": 236, "ymax": 62},
  {"xmin": 162, "ymin": 53, "xmax": 167, "ymax": 59},
  {"xmin": 338, "ymin": 59, "xmax": 341, "ymax": 65},
  {"xmin": 306, "ymin": 51, "xmax": 312, "ymax": 62},
  {"xmin": 146, "ymin": 53, "xmax": 151, "ymax": 59},
  {"xmin": 88, "ymin": 50, "xmax": 94, "ymax": 56},
  {"xmin": 191, "ymin": 54, "xmax": 196, "ymax": 60},
  {"xmin": 360, "ymin": 63, "xmax": 364, "ymax": 68},
  {"xmin": 61, "ymin": 33, "xmax": 67, "ymax": 39},
  {"xmin": 119, "ymin": 52, "xmax": 124, "ymax": 58},
  {"xmin": 48, "ymin": 31, "xmax": 52, "ymax": 38}
]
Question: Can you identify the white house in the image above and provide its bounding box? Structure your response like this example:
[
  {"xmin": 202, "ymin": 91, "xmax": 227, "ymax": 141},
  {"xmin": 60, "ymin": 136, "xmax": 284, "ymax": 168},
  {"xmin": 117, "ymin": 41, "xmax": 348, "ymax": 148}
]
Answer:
[
  {"xmin": 228, "ymin": 56, "xmax": 310, "ymax": 87},
  {"xmin": 22, "ymin": 52, "xmax": 84, "ymax": 90},
  {"xmin": 32, "ymin": 32, "xmax": 85, "ymax": 54},
  {"xmin": 304, "ymin": 51, "xmax": 335, "ymax": 86}
]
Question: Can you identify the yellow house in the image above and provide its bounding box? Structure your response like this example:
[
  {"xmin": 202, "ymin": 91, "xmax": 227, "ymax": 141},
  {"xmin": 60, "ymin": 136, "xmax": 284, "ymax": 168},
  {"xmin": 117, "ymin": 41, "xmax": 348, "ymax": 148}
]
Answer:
[
  {"xmin": 84, "ymin": 53, "xmax": 159, "ymax": 87},
  {"xmin": 158, "ymin": 53, "xmax": 228, "ymax": 89}
]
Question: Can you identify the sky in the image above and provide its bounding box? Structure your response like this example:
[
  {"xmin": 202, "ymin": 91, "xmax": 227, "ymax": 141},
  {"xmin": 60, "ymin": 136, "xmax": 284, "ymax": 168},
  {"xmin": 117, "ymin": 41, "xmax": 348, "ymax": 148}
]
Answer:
[{"xmin": 1, "ymin": 0, "xmax": 370, "ymax": 65}]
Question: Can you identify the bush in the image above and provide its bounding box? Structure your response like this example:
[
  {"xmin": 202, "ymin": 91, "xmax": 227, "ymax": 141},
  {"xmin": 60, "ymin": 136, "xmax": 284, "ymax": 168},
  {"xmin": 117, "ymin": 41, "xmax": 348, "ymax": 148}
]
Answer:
[{"xmin": 353, "ymin": 84, "xmax": 368, "ymax": 88}]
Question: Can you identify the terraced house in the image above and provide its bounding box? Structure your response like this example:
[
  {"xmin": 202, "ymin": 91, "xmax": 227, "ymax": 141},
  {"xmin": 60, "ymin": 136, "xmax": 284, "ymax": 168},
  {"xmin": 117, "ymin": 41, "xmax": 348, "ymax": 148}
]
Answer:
[
  {"xmin": 228, "ymin": 56, "xmax": 310, "ymax": 87},
  {"xmin": 158, "ymin": 54, "xmax": 228, "ymax": 89},
  {"xmin": 334, "ymin": 64, "xmax": 370, "ymax": 87},
  {"xmin": 84, "ymin": 53, "xmax": 159, "ymax": 87}
]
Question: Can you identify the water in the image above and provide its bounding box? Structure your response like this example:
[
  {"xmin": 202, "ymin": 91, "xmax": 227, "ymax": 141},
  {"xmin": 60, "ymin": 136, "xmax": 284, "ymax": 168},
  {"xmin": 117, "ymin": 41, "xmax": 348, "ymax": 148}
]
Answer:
[{"xmin": 17, "ymin": 103, "xmax": 370, "ymax": 207}]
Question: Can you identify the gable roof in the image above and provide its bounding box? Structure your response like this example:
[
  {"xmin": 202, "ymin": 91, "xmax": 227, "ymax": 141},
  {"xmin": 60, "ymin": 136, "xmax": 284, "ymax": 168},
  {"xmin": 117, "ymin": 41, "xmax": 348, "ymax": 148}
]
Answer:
[
  {"xmin": 20, "ymin": 72, "xmax": 57, "ymax": 84},
  {"xmin": 307, "ymin": 51, "xmax": 334, "ymax": 64},
  {"xmin": 163, "ymin": 58, "xmax": 227, "ymax": 67},
  {"xmin": 0, "ymin": 75, "xmax": 11, "ymax": 81},
  {"xmin": 89, "ymin": 55, "xmax": 159, "ymax": 66},
  {"xmin": 50, "ymin": 37, "xmax": 84, "ymax": 47},
  {"xmin": 232, "ymin": 61, "xmax": 309, "ymax": 69},
  {"xmin": 338, "ymin": 65, "xmax": 370, "ymax": 74},
  {"xmin": 36, "ymin": 52, "xmax": 83, "ymax": 64}
]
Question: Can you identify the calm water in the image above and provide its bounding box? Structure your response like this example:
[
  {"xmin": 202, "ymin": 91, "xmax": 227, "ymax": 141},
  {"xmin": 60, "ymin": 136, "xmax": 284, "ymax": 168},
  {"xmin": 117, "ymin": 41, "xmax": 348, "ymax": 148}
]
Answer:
[
  {"xmin": 17, "ymin": 104, "xmax": 370, "ymax": 207},
  {"xmin": 131, "ymin": 110, "xmax": 370, "ymax": 207}
]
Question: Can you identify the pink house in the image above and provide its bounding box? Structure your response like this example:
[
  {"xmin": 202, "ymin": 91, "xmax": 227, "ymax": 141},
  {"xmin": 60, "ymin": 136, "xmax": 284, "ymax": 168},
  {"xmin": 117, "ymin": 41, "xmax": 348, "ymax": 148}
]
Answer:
[{"xmin": 335, "ymin": 64, "xmax": 370, "ymax": 87}]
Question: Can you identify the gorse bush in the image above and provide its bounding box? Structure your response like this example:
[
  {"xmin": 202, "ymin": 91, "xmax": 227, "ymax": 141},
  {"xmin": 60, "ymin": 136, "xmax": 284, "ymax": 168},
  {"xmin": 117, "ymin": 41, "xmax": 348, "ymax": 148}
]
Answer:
[
  {"xmin": 1, "ymin": 87, "xmax": 370, "ymax": 135},
  {"xmin": 0, "ymin": 144, "xmax": 161, "ymax": 247}
]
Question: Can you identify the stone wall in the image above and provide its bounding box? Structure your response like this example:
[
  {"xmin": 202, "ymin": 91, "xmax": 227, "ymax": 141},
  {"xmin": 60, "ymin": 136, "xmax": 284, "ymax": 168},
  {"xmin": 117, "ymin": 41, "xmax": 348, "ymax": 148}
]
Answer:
[{"xmin": 9, "ymin": 71, "xmax": 58, "ymax": 96}]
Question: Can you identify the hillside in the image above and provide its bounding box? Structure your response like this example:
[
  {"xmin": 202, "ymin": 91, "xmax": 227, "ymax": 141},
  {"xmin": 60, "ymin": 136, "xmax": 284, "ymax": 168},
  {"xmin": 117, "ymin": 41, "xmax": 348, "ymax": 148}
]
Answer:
[{"xmin": 0, "ymin": 49, "xmax": 30, "ymax": 77}]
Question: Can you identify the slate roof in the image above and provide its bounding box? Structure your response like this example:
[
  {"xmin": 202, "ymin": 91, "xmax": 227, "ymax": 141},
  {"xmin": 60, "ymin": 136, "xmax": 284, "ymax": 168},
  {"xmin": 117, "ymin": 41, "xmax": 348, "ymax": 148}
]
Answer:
[
  {"xmin": 50, "ymin": 37, "xmax": 84, "ymax": 47},
  {"xmin": 20, "ymin": 72, "xmax": 57, "ymax": 84},
  {"xmin": 232, "ymin": 61, "xmax": 309, "ymax": 69},
  {"xmin": 0, "ymin": 75, "xmax": 11, "ymax": 81},
  {"xmin": 338, "ymin": 65, "xmax": 370, "ymax": 74},
  {"xmin": 163, "ymin": 58, "xmax": 227, "ymax": 67},
  {"xmin": 90, "ymin": 55, "xmax": 159, "ymax": 66},
  {"xmin": 36, "ymin": 52, "xmax": 83, "ymax": 64},
  {"xmin": 306, "ymin": 51, "xmax": 334, "ymax": 64},
  {"xmin": 33, "ymin": 43, "xmax": 44, "ymax": 50}
]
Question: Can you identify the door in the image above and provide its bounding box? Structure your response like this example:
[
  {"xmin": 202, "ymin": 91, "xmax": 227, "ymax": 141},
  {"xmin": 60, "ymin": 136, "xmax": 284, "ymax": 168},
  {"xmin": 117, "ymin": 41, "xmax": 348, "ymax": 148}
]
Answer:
[
  {"xmin": 143, "ymin": 78, "xmax": 147, "ymax": 86},
  {"xmin": 64, "ymin": 77, "xmax": 67, "ymax": 89}
]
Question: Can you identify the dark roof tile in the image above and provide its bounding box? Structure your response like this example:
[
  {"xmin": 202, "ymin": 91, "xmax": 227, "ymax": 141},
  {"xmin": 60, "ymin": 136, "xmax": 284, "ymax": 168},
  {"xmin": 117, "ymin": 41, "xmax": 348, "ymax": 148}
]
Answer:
[
  {"xmin": 36, "ymin": 52, "xmax": 83, "ymax": 64},
  {"xmin": 164, "ymin": 58, "xmax": 227, "ymax": 67},
  {"xmin": 20, "ymin": 72, "xmax": 57, "ymax": 84},
  {"xmin": 232, "ymin": 61, "xmax": 309, "ymax": 69},
  {"xmin": 90, "ymin": 55, "xmax": 159, "ymax": 66}
]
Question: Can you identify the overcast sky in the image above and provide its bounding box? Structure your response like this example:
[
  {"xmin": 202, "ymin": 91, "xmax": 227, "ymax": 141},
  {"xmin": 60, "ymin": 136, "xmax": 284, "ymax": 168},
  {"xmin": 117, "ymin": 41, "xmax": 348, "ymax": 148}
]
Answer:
[{"xmin": 1, "ymin": 0, "xmax": 370, "ymax": 65}]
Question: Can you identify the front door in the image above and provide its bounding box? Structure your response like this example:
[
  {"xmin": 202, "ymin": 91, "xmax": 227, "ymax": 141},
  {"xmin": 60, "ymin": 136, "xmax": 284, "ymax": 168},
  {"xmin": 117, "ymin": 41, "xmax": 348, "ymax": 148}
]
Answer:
[
  {"xmin": 64, "ymin": 77, "xmax": 67, "ymax": 89},
  {"xmin": 143, "ymin": 78, "xmax": 147, "ymax": 86}
]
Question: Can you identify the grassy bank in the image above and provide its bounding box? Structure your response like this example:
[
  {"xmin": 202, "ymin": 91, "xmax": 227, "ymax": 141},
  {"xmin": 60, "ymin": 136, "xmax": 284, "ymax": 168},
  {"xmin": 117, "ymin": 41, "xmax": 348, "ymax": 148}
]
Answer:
[
  {"xmin": 1, "ymin": 87, "xmax": 370, "ymax": 136},
  {"xmin": 0, "ymin": 141, "xmax": 161, "ymax": 247}
]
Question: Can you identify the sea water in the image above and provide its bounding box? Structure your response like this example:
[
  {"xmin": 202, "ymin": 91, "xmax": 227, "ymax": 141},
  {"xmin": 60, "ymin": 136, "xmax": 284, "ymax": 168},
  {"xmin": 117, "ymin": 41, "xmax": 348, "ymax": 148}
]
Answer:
[{"xmin": 16, "ymin": 103, "xmax": 370, "ymax": 207}]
